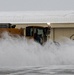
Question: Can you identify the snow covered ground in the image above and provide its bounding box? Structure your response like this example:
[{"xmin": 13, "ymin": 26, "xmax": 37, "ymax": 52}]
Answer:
[
  {"xmin": 0, "ymin": 33, "xmax": 74, "ymax": 75},
  {"xmin": 0, "ymin": 65, "xmax": 74, "ymax": 75}
]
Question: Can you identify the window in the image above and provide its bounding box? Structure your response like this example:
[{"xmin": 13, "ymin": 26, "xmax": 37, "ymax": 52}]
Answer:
[{"xmin": 26, "ymin": 26, "xmax": 33, "ymax": 36}]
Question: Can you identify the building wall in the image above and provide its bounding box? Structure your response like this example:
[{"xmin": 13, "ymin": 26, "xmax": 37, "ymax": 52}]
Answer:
[
  {"xmin": 51, "ymin": 23, "xmax": 74, "ymax": 28},
  {"xmin": 50, "ymin": 23, "xmax": 74, "ymax": 41},
  {"xmin": 15, "ymin": 23, "xmax": 48, "ymax": 28}
]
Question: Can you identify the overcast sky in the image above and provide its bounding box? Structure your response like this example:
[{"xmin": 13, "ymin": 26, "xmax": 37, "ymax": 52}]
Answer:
[{"xmin": 0, "ymin": 0, "xmax": 74, "ymax": 11}]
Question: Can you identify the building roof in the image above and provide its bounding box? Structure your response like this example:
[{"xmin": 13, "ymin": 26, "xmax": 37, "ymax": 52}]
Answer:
[{"xmin": 0, "ymin": 11, "xmax": 74, "ymax": 23}]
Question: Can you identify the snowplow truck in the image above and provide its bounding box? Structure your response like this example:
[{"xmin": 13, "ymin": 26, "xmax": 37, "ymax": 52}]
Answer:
[{"xmin": 0, "ymin": 23, "xmax": 50, "ymax": 44}]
